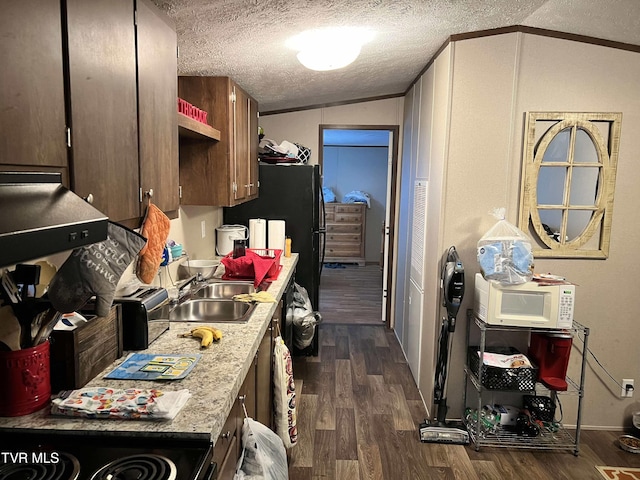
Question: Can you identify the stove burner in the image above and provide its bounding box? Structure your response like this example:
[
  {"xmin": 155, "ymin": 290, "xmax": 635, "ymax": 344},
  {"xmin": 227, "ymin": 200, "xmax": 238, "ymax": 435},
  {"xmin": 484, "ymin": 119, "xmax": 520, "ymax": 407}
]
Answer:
[
  {"xmin": 89, "ymin": 454, "xmax": 176, "ymax": 480},
  {"xmin": 0, "ymin": 452, "xmax": 80, "ymax": 480}
]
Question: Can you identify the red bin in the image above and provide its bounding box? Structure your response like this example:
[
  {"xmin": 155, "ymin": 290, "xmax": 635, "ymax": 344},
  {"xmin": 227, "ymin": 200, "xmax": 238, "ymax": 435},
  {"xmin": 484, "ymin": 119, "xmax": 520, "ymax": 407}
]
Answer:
[{"xmin": 0, "ymin": 340, "xmax": 51, "ymax": 416}]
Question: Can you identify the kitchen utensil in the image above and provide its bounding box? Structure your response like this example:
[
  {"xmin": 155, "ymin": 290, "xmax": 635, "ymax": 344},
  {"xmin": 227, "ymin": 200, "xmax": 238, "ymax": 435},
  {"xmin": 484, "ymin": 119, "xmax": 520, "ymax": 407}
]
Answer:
[
  {"xmin": 13, "ymin": 264, "xmax": 41, "ymax": 298},
  {"xmin": 32, "ymin": 308, "xmax": 62, "ymax": 346},
  {"xmin": 216, "ymin": 225, "xmax": 248, "ymax": 256},
  {"xmin": 113, "ymin": 286, "xmax": 169, "ymax": 350},
  {"xmin": 1, "ymin": 271, "xmax": 21, "ymax": 304},
  {"xmin": 178, "ymin": 260, "xmax": 220, "ymax": 280},
  {"xmin": 0, "ymin": 306, "xmax": 22, "ymax": 351},
  {"xmin": 34, "ymin": 261, "xmax": 57, "ymax": 298},
  {"xmin": 0, "ymin": 340, "xmax": 51, "ymax": 416},
  {"xmin": 233, "ymin": 239, "xmax": 246, "ymax": 258}
]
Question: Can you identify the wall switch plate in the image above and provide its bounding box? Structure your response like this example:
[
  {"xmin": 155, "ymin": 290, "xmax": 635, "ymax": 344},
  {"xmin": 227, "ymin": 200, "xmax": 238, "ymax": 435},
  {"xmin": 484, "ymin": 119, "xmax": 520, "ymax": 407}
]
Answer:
[
  {"xmin": 201, "ymin": 220, "xmax": 206, "ymax": 239},
  {"xmin": 622, "ymin": 379, "xmax": 634, "ymax": 397}
]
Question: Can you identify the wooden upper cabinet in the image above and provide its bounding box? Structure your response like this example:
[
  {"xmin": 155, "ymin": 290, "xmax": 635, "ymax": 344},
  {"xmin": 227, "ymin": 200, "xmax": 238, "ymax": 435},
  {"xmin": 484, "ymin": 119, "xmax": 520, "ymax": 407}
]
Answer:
[
  {"xmin": 233, "ymin": 84, "xmax": 259, "ymax": 203},
  {"xmin": 136, "ymin": 0, "xmax": 179, "ymax": 217},
  {"xmin": 0, "ymin": 0, "xmax": 67, "ymax": 173},
  {"xmin": 178, "ymin": 77, "xmax": 259, "ymax": 207},
  {"xmin": 66, "ymin": 0, "xmax": 140, "ymax": 221}
]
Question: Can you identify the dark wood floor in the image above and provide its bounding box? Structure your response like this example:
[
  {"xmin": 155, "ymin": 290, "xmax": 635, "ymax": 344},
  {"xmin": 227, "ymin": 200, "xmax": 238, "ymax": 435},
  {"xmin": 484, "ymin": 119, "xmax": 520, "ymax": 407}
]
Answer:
[
  {"xmin": 319, "ymin": 264, "xmax": 383, "ymax": 325},
  {"xmin": 288, "ymin": 266, "xmax": 640, "ymax": 479}
]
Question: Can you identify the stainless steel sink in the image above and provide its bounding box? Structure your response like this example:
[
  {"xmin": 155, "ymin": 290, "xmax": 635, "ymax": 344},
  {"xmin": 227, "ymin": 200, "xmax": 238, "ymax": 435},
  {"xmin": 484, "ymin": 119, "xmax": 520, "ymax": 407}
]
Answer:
[
  {"xmin": 168, "ymin": 299, "xmax": 255, "ymax": 323},
  {"xmin": 193, "ymin": 281, "xmax": 255, "ymax": 299}
]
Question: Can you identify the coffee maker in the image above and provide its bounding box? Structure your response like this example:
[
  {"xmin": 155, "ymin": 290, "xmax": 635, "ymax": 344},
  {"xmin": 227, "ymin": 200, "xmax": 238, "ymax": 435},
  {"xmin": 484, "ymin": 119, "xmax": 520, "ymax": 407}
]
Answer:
[{"xmin": 528, "ymin": 332, "xmax": 573, "ymax": 391}]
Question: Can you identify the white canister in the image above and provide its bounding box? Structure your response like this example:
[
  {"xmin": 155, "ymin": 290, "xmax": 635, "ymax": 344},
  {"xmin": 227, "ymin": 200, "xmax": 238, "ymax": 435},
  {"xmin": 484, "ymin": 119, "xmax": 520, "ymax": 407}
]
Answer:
[{"xmin": 215, "ymin": 225, "xmax": 248, "ymax": 256}]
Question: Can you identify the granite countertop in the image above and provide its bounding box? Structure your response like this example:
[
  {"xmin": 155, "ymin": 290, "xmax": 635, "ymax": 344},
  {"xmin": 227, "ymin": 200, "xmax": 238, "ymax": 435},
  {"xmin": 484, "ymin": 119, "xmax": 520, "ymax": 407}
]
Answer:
[{"xmin": 0, "ymin": 254, "xmax": 298, "ymax": 444}]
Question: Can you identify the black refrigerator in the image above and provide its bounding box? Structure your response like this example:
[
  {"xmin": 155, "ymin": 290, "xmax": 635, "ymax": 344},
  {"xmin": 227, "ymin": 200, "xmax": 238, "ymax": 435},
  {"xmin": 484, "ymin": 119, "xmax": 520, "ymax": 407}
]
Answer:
[{"xmin": 224, "ymin": 163, "xmax": 325, "ymax": 356}]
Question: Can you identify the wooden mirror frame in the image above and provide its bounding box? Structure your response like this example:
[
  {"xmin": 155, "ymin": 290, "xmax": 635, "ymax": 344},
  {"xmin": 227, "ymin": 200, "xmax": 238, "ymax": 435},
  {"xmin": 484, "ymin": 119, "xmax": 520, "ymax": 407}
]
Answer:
[{"xmin": 518, "ymin": 112, "xmax": 622, "ymax": 259}]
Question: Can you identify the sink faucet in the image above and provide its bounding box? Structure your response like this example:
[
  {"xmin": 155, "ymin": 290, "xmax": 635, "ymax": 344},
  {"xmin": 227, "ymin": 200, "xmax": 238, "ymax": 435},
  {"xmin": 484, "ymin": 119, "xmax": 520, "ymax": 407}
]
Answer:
[{"xmin": 173, "ymin": 275, "xmax": 203, "ymax": 303}]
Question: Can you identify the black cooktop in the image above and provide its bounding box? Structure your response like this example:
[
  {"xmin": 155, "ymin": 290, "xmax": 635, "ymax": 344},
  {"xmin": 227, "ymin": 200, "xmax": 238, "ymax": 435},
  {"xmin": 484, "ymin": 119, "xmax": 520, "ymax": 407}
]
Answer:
[{"xmin": 0, "ymin": 433, "xmax": 212, "ymax": 480}]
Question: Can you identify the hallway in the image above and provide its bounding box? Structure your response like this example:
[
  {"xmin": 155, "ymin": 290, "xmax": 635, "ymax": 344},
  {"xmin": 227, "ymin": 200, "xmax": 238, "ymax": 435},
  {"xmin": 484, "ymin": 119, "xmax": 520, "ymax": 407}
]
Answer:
[{"xmin": 319, "ymin": 264, "xmax": 383, "ymax": 325}]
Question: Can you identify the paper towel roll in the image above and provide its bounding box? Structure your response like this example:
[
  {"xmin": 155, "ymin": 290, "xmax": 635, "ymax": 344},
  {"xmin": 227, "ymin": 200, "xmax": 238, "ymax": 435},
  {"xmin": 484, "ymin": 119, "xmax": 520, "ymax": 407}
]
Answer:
[
  {"xmin": 268, "ymin": 220, "xmax": 286, "ymax": 264},
  {"xmin": 249, "ymin": 218, "xmax": 267, "ymax": 249}
]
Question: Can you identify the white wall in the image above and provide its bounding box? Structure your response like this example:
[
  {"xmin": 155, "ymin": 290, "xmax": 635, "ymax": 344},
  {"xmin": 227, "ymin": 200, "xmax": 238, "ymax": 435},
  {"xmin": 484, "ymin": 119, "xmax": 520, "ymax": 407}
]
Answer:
[
  {"xmin": 416, "ymin": 31, "xmax": 640, "ymax": 429},
  {"xmin": 259, "ymin": 98, "xmax": 404, "ymax": 166}
]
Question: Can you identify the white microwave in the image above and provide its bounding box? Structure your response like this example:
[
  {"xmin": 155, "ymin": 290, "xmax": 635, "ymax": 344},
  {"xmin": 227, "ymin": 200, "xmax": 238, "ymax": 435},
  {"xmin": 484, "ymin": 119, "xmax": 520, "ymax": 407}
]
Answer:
[{"xmin": 474, "ymin": 273, "xmax": 575, "ymax": 329}]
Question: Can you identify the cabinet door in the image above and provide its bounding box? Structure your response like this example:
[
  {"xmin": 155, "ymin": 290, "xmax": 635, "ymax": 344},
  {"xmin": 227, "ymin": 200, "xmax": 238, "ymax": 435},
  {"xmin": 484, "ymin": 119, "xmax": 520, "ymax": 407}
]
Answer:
[
  {"xmin": 1, "ymin": 0, "xmax": 67, "ymax": 171},
  {"xmin": 136, "ymin": 0, "xmax": 179, "ymax": 217},
  {"xmin": 216, "ymin": 435, "xmax": 238, "ymax": 480},
  {"xmin": 66, "ymin": 0, "xmax": 139, "ymax": 221},
  {"xmin": 213, "ymin": 401, "xmax": 239, "ymax": 479},
  {"xmin": 178, "ymin": 76, "xmax": 258, "ymax": 207},
  {"xmin": 239, "ymin": 357, "xmax": 256, "ymax": 423},
  {"xmin": 248, "ymin": 96, "xmax": 259, "ymax": 199},
  {"xmin": 232, "ymin": 83, "xmax": 258, "ymax": 203},
  {"xmin": 255, "ymin": 327, "xmax": 273, "ymax": 428}
]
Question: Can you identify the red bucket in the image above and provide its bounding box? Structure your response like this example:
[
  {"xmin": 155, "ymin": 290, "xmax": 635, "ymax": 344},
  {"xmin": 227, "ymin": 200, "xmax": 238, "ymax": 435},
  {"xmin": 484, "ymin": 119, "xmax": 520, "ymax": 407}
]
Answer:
[{"xmin": 0, "ymin": 340, "xmax": 51, "ymax": 416}]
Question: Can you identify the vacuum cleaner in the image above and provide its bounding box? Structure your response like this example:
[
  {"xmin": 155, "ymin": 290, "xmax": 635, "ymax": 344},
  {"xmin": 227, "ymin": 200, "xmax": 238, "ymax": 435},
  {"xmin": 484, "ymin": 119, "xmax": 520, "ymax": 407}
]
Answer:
[{"xmin": 419, "ymin": 246, "xmax": 470, "ymax": 444}]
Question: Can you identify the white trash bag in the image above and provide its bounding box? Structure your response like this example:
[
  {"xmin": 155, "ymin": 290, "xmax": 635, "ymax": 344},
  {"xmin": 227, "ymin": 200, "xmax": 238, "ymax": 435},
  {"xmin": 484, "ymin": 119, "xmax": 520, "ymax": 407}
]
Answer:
[
  {"xmin": 234, "ymin": 416, "xmax": 288, "ymax": 480},
  {"xmin": 289, "ymin": 283, "xmax": 321, "ymax": 350},
  {"xmin": 477, "ymin": 208, "xmax": 534, "ymax": 285}
]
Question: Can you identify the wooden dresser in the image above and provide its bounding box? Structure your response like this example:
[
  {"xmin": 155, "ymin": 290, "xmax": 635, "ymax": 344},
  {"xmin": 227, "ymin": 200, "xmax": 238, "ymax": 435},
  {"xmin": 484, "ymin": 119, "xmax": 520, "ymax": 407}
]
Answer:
[{"xmin": 324, "ymin": 203, "xmax": 366, "ymax": 266}]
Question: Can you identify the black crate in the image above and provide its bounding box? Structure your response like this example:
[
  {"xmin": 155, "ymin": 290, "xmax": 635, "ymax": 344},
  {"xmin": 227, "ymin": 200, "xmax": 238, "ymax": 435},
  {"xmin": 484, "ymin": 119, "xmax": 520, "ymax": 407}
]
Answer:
[{"xmin": 468, "ymin": 346, "xmax": 538, "ymax": 391}]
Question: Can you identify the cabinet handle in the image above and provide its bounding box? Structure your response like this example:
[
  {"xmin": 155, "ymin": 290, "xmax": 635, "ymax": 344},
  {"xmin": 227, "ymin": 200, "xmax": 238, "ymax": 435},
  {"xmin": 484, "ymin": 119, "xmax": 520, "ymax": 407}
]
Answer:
[
  {"xmin": 84, "ymin": 193, "xmax": 94, "ymax": 205},
  {"xmin": 221, "ymin": 431, "xmax": 232, "ymax": 439},
  {"xmin": 245, "ymin": 183, "xmax": 254, "ymax": 188}
]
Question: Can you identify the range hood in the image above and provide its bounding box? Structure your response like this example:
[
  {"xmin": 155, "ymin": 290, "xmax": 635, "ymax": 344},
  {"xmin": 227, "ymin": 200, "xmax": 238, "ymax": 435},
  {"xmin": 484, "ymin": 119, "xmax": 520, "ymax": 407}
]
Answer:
[{"xmin": 0, "ymin": 172, "xmax": 108, "ymax": 267}]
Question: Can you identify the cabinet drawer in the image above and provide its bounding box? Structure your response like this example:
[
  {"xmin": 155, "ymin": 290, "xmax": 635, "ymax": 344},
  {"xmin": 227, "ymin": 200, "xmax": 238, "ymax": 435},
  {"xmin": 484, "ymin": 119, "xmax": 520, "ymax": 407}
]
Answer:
[
  {"xmin": 213, "ymin": 406, "xmax": 238, "ymax": 469},
  {"xmin": 335, "ymin": 204, "xmax": 364, "ymax": 214},
  {"xmin": 334, "ymin": 213, "xmax": 362, "ymax": 223},
  {"xmin": 325, "ymin": 245, "xmax": 362, "ymax": 256},
  {"xmin": 326, "ymin": 232, "xmax": 361, "ymax": 244},
  {"xmin": 326, "ymin": 223, "xmax": 361, "ymax": 234}
]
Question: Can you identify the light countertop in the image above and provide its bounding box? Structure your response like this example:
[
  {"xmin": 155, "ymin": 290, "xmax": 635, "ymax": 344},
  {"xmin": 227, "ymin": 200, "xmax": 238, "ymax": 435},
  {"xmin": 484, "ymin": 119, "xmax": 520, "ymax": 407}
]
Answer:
[{"xmin": 0, "ymin": 254, "xmax": 298, "ymax": 444}]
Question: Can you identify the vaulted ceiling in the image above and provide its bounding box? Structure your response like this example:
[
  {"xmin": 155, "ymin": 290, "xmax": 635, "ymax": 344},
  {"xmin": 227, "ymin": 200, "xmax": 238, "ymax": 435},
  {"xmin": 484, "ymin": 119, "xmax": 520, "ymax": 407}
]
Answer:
[{"xmin": 152, "ymin": 0, "xmax": 640, "ymax": 113}]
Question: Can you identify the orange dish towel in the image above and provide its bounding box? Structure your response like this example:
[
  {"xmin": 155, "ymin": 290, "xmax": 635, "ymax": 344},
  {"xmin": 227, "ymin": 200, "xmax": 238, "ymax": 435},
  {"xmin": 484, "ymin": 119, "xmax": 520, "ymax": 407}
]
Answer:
[{"xmin": 136, "ymin": 203, "xmax": 171, "ymax": 284}]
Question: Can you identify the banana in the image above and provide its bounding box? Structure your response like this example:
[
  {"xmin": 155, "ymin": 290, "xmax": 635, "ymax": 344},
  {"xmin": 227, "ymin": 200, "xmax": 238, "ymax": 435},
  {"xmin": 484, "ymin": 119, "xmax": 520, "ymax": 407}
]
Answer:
[
  {"xmin": 178, "ymin": 326, "xmax": 223, "ymax": 348},
  {"xmin": 191, "ymin": 327, "xmax": 214, "ymax": 348},
  {"xmin": 192, "ymin": 326, "xmax": 223, "ymax": 341}
]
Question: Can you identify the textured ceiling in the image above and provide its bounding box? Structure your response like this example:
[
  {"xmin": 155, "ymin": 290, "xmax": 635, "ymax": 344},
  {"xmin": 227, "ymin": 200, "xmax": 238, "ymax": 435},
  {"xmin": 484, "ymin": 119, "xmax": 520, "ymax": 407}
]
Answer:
[{"xmin": 152, "ymin": 0, "xmax": 640, "ymax": 113}]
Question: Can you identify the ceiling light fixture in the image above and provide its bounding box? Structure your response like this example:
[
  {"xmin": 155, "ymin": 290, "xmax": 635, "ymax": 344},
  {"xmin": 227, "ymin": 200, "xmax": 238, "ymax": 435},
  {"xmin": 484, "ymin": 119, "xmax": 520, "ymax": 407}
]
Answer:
[{"xmin": 287, "ymin": 27, "xmax": 374, "ymax": 71}]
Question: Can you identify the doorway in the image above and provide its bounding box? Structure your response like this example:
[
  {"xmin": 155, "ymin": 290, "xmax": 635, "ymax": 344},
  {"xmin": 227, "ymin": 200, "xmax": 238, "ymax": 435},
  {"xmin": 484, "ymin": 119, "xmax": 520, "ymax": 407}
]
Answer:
[{"xmin": 318, "ymin": 125, "xmax": 399, "ymax": 327}]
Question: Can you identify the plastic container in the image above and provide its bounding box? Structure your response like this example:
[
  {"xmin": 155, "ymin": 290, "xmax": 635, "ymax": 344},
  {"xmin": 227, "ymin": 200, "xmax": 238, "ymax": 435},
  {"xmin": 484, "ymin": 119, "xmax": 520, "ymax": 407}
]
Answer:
[
  {"xmin": 0, "ymin": 340, "xmax": 51, "ymax": 416},
  {"xmin": 169, "ymin": 243, "xmax": 183, "ymax": 259},
  {"xmin": 468, "ymin": 346, "xmax": 538, "ymax": 391},
  {"xmin": 285, "ymin": 237, "xmax": 292, "ymax": 258}
]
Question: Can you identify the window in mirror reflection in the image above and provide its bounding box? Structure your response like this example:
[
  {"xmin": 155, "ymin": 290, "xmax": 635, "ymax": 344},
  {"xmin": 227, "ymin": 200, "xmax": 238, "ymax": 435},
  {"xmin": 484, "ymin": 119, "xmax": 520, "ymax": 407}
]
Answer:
[{"xmin": 519, "ymin": 112, "xmax": 621, "ymax": 259}]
